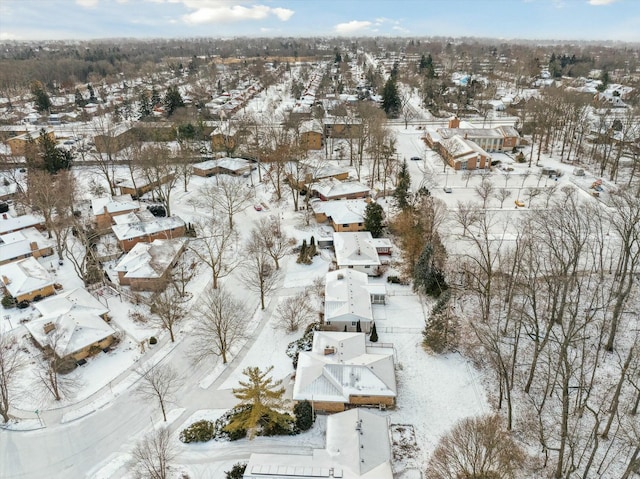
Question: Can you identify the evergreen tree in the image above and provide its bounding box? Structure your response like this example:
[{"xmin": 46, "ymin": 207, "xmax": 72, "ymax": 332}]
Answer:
[
  {"xmin": 356, "ymin": 320, "xmax": 362, "ymax": 333},
  {"xmin": 381, "ymin": 77, "xmax": 401, "ymax": 118},
  {"xmin": 293, "ymin": 400, "xmax": 314, "ymax": 431},
  {"xmin": 164, "ymin": 85, "xmax": 185, "ymax": 117},
  {"xmin": 36, "ymin": 129, "xmax": 72, "ymax": 173},
  {"xmin": 138, "ymin": 90, "xmax": 152, "ymax": 119},
  {"xmin": 364, "ymin": 201, "xmax": 384, "ymax": 238},
  {"xmin": 413, "ymin": 243, "xmax": 448, "ymax": 298},
  {"xmin": 226, "ymin": 366, "xmax": 293, "ymax": 439},
  {"xmin": 30, "ymin": 81, "xmax": 51, "ymax": 113},
  {"xmin": 597, "ymin": 70, "xmax": 610, "ymax": 92},
  {"xmin": 151, "ymin": 87, "xmax": 161, "ymax": 107},
  {"xmin": 297, "ymin": 239, "xmax": 308, "ymax": 264},
  {"xmin": 74, "ymin": 88, "xmax": 86, "ymax": 108},
  {"xmin": 86, "ymin": 84, "xmax": 97, "ymax": 104},
  {"xmin": 308, "ymin": 236, "xmax": 317, "ymax": 258},
  {"xmin": 225, "ymin": 463, "xmax": 247, "ymax": 479},
  {"xmin": 394, "ymin": 160, "xmax": 411, "ymax": 210},
  {"xmin": 370, "ymin": 322, "xmax": 378, "ymax": 342},
  {"xmin": 423, "ymin": 290, "xmax": 457, "ymax": 353}
]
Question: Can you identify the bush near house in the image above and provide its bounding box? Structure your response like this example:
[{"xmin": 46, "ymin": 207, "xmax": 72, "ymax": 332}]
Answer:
[
  {"xmin": 225, "ymin": 463, "xmax": 247, "ymax": 479},
  {"xmin": 179, "ymin": 420, "xmax": 215, "ymax": 443},
  {"xmin": 286, "ymin": 322, "xmax": 320, "ymax": 368},
  {"xmin": 294, "ymin": 400, "xmax": 315, "ymax": 431}
]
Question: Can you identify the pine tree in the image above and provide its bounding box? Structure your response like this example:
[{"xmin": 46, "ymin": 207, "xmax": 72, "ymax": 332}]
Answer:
[
  {"xmin": 394, "ymin": 160, "xmax": 411, "ymax": 210},
  {"xmin": 37, "ymin": 129, "xmax": 72, "ymax": 173},
  {"xmin": 226, "ymin": 366, "xmax": 292, "ymax": 439},
  {"xmin": 30, "ymin": 81, "xmax": 51, "ymax": 113},
  {"xmin": 370, "ymin": 322, "xmax": 379, "ymax": 342},
  {"xmin": 138, "ymin": 90, "xmax": 152, "ymax": 119},
  {"xmin": 87, "ymin": 84, "xmax": 97, "ymax": 104},
  {"xmin": 293, "ymin": 400, "xmax": 314, "ymax": 431},
  {"xmin": 356, "ymin": 320, "xmax": 362, "ymax": 333},
  {"xmin": 151, "ymin": 87, "xmax": 161, "ymax": 107},
  {"xmin": 423, "ymin": 290, "xmax": 456, "ymax": 353},
  {"xmin": 164, "ymin": 85, "xmax": 185, "ymax": 117},
  {"xmin": 381, "ymin": 77, "xmax": 401, "ymax": 118},
  {"xmin": 308, "ymin": 236, "xmax": 317, "ymax": 258},
  {"xmin": 297, "ymin": 239, "xmax": 308, "ymax": 264},
  {"xmin": 364, "ymin": 201, "xmax": 384, "ymax": 238},
  {"xmin": 74, "ymin": 88, "xmax": 86, "ymax": 108},
  {"xmin": 413, "ymin": 243, "xmax": 448, "ymax": 298}
]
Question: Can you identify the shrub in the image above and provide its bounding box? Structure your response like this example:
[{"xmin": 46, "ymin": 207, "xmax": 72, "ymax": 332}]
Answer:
[
  {"xmin": 214, "ymin": 405, "xmax": 250, "ymax": 441},
  {"xmin": 149, "ymin": 336, "xmax": 158, "ymax": 345},
  {"xmin": 286, "ymin": 322, "xmax": 320, "ymax": 368},
  {"xmin": 370, "ymin": 323, "xmax": 379, "ymax": 343},
  {"xmin": 179, "ymin": 420, "xmax": 215, "ymax": 443},
  {"xmin": 225, "ymin": 463, "xmax": 247, "ymax": 479},
  {"xmin": 259, "ymin": 413, "xmax": 297, "ymax": 436},
  {"xmin": 294, "ymin": 400, "xmax": 314, "ymax": 431},
  {"xmin": 2, "ymin": 294, "xmax": 16, "ymax": 308}
]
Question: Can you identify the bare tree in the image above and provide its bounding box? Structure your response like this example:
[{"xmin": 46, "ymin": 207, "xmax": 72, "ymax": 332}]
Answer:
[
  {"xmin": 190, "ymin": 218, "xmax": 242, "ymax": 289},
  {"xmin": 474, "ymin": 178, "xmax": 495, "ymax": 209},
  {"xmin": 241, "ymin": 231, "xmax": 284, "ymax": 310},
  {"xmin": 0, "ymin": 333, "xmax": 24, "ymax": 423},
  {"xmin": 35, "ymin": 336, "xmax": 78, "ymax": 402},
  {"xmin": 426, "ymin": 414, "xmax": 525, "ymax": 479},
  {"xmin": 129, "ymin": 427, "xmax": 176, "ymax": 479},
  {"xmin": 254, "ymin": 216, "xmax": 294, "ymax": 270},
  {"xmin": 138, "ymin": 145, "xmax": 179, "ymax": 216},
  {"xmin": 146, "ymin": 289, "xmax": 187, "ymax": 343},
  {"xmin": 199, "ymin": 177, "xmax": 250, "ymax": 229},
  {"xmin": 136, "ymin": 364, "xmax": 182, "ymax": 422},
  {"xmin": 495, "ymin": 188, "xmax": 512, "ymax": 209},
  {"xmin": 191, "ymin": 287, "xmax": 248, "ymax": 364},
  {"xmin": 275, "ymin": 290, "xmax": 316, "ymax": 333}
]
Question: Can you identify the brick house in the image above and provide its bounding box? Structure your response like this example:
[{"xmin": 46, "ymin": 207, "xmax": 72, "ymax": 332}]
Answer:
[
  {"xmin": 111, "ymin": 211, "xmax": 186, "ymax": 252},
  {"xmin": 293, "ymin": 331, "xmax": 396, "ymax": 413},
  {"xmin": 114, "ymin": 238, "xmax": 186, "ymax": 291},
  {"xmin": 0, "ymin": 227, "xmax": 54, "ymax": 265},
  {"xmin": 0, "ymin": 257, "xmax": 56, "ymax": 302},
  {"xmin": 192, "ymin": 157, "xmax": 253, "ymax": 177},
  {"xmin": 7, "ymin": 129, "xmax": 55, "ymax": 156},
  {"xmin": 91, "ymin": 194, "xmax": 140, "ymax": 230},
  {"xmin": 311, "ymin": 199, "xmax": 368, "ymax": 232},
  {"xmin": 0, "ymin": 213, "xmax": 46, "ymax": 235}
]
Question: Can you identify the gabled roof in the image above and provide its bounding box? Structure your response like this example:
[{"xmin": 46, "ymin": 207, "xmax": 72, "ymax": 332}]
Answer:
[
  {"xmin": 0, "ymin": 257, "xmax": 54, "ymax": 297},
  {"xmin": 0, "ymin": 227, "xmax": 53, "ymax": 263},
  {"xmin": 192, "ymin": 156, "xmax": 251, "ymax": 172},
  {"xmin": 333, "ymin": 232, "xmax": 380, "ymax": 268},
  {"xmin": 114, "ymin": 238, "xmax": 186, "ymax": 279},
  {"xmin": 244, "ymin": 409, "xmax": 393, "ymax": 479},
  {"xmin": 324, "ymin": 270, "xmax": 373, "ymax": 323},
  {"xmin": 112, "ymin": 215, "xmax": 185, "ymax": 241},
  {"xmin": 26, "ymin": 288, "xmax": 113, "ymax": 358},
  {"xmin": 312, "ymin": 199, "xmax": 367, "ymax": 225},
  {"xmin": 0, "ymin": 213, "xmax": 44, "ymax": 235},
  {"xmin": 91, "ymin": 194, "xmax": 139, "ymax": 215},
  {"xmin": 293, "ymin": 331, "xmax": 396, "ymax": 404},
  {"xmin": 313, "ymin": 179, "xmax": 370, "ymax": 199}
]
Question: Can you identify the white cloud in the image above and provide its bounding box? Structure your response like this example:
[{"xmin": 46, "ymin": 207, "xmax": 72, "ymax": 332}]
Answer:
[
  {"xmin": 182, "ymin": 3, "xmax": 294, "ymax": 24},
  {"xmin": 76, "ymin": 0, "xmax": 99, "ymax": 7},
  {"xmin": 334, "ymin": 20, "xmax": 372, "ymax": 34},
  {"xmin": 0, "ymin": 32, "xmax": 19, "ymax": 41},
  {"xmin": 588, "ymin": 0, "xmax": 618, "ymax": 4}
]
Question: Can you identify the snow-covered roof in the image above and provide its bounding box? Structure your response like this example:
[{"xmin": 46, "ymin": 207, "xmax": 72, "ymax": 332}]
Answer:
[
  {"xmin": 114, "ymin": 238, "xmax": 186, "ymax": 279},
  {"xmin": 112, "ymin": 215, "xmax": 185, "ymax": 241},
  {"xmin": 244, "ymin": 409, "xmax": 392, "ymax": 479},
  {"xmin": 312, "ymin": 199, "xmax": 367, "ymax": 225},
  {"xmin": 439, "ymin": 127, "xmax": 504, "ymax": 140},
  {"xmin": 0, "ymin": 257, "xmax": 54, "ymax": 297},
  {"xmin": 324, "ymin": 269, "xmax": 373, "ymax": 323},
  {"xmin": 313, "ymin": 179, "xmax": 370, "ymax": 200},
  {"xmin": 192, "ymin": 156, "xmax": 251, "ymax": 172},
  {"xmin": 442, "ymin": 135, "xmax": 490, "ymax": 160},
  {"xmin": 0, "ymin": 213, "xmax": 44, "ymax": 235},
  {"xmin": 26, "ymin": 288, "xmax": 114, "ymax": 358},
  {"xmin": 91, "ymin": 194, "xmax": 139, "ymax": 215},
  {"xmin": 293, "ymin": 331, "xmax": 396, "ymax": 404},
  {"xmin": 333, "ymin": 232, "xmax": 381, "ymax": 268},
  {"xmin": 0, "ymin": 227, "xmax": 53, "ymax": 263}
]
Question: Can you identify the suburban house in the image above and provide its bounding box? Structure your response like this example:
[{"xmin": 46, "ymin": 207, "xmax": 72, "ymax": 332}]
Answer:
[
  {"xmin": 0, "ymin": 256, "xmax": 56, "ymax": 302},
  {"xmin": 0, "ymin": 213, "xmax": 45, "ymax": 235},
  {"xmin": 114, "ymin": 238, "xmax": 187, "ymax": 291},
  {"xmin": 333, "ymin": 232, "xmax": 381, "ymax": 276},
  {"xmin": 111, "ymin": 211, "xmax": 186, "ymax": 252},
  {"xmin": 25, "ymin": 288, "xmax": 116, "ymax": 361},
  {"xmin": 311, "ymin": 199, "xmax": 368, "ymax": 232},
  {"xmin": 323, "ymin": 269, "xmax": 385, "ymax": 333},
  {"xmin": 114, "ymin": 173, "xmax": 175, "ymax": 198},
  {"xmin": 299, "ymin": 120, "xmax": 324, "ymax": 150},
  {"xmin": 293, "ymin": 331, "xmax": 397, "ymax": 412},
  {"xmin": 424, "ymin": 117, "xmax": 521, "ymax": 170},
  {"xmin": 192, "ymin": 157, "xmax": 253, "ymax": 177},
  {"xmin": 312, "ymin": 179, "xmax": 371, "ymax": 201},
  {"xmin": 91, "ymin": 194, "xmax": 140, "ymax": 230},
  {"xmin": 6, "ymin": 129, "xmax": 55, "ymax": 156},
  {"xmin": 243, "ymin": 408, "xmax": 393, "ymax": 479},
  {"xmin": 0, "ymin": 227, "xmax": 54, "ymax": 265},
  {"xmin": 323, "ymin": 117, "xmax": 363, "ymax": 139},
  {"xmin": 285, "ymin": 163, "xmax": 349, "ymax": 190},
  {"xmin": 371, "ymin": 237, "xmax": 393, "ymax": 256},
  {"xmin": 93, "ymin": 123, "xmax": 136, "ymax": 153}
]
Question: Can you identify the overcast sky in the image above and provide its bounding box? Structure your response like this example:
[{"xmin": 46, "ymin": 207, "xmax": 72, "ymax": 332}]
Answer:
[{"xmin": 0, "ymin": 0, "xmax": 638, "ymax": 42}]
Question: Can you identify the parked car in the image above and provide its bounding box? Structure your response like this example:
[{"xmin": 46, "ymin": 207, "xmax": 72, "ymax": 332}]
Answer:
[
  {"xmin": 443, "ymin": 186, "xmax": 452, "ymax": 193},
  {"xmin": 410, "ymin": 156, "xmax": 422, "ymax": 161},
  {"xmin": 515, "ymin": 199, "xmax": 525, "ymax": 208},
  {"xmin": 254, "ymin": 204, "xmax": 263, "ymax": 211}
]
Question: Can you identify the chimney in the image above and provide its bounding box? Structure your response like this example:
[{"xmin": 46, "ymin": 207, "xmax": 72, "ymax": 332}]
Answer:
[
  {"xmin": 43, "ymin": 322, "xmax": 56, "ymax": 334},
  {"xmin": 30, "ymin": 241, "xmax": 38, "ymax": 251},
  {"xmin": 2, "ymin": 275, "xmax": 9, "ymax": 285},
  {"xmin": 449, "ymin": 116, "xmax": 460, "ymax": 129},
  {"xmin": 324, "ymin": 346, "xmax": 336, "ymax": 355}
]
